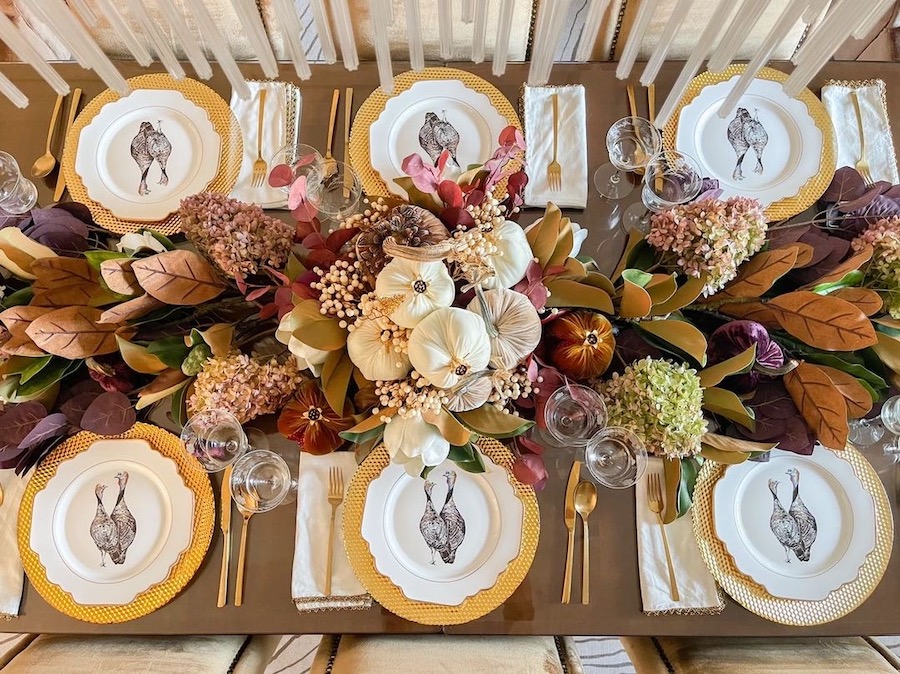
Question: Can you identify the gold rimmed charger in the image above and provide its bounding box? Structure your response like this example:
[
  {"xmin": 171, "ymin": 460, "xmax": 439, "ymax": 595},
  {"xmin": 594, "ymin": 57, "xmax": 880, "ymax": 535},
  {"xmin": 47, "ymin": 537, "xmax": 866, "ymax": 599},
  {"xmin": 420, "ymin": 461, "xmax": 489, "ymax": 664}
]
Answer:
[
  {"xmin": 343, "ymin": 437, "xmax": 539, "ymax": 625},
  {"xmin": 663, "ymin": 65, "xmax": 836, "ymax": 222},
  {"xmin": 62, "ymin": 74, "xmax": 242, "ymax": 236},
  {"xmin": 692, "ymin": 445, "xmax": 892, "ymax": 626},
  {"xmin": 18, "ymin": 423, "xmax": 214, "ymax": 624},
  {"xmin": 350, "ymin": 67, "xmax": 522, "ymax": 198}
]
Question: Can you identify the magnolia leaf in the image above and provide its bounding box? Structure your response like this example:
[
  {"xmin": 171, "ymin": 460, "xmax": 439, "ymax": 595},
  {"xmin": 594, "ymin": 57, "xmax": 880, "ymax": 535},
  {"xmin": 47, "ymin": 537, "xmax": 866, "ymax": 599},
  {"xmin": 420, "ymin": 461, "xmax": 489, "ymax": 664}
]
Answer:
[
  {"xmin": 718, "ymin": 301, "xmax": 782, "ymax": 330},
  {"xmin": 0, "ymin": 287, "xmax": 33, "ymax": 310},
  {"xmin": 423, "ymin": 408, "xmax": 473, "ymax": 446},
  {"xmin": 871, "ymin": 332, "xmax": 900, "ymax": 377},
  {"xmin": 0, "ymin": 334, "xmax": 45, "ymax": 357},
  {"xmin": 26, "ymin": 306, "xmax": 120, "ymax": 359},
  {"xmin": 80, "ymin": 391, "xmax": 136, "ymax": 435},
  {"xmin": 545, "ymin": 279, "xmax": 613, "ymax": 313},
  {"xmin": 802, "ymin": 244, "xmax": 873, "ymax": 288},
  {"xmin": 321, "ymin": 349, "xmax": 353, "ymax": 415},
  {"xmin": 784, "ymin": 362, "xmax": 849, "ymax": 449},
  {"xmin": 189, "ymin": 323, "xmax": 234, "ymax": 356},
  {"xmin": 562, "ymin": 257, "xmax": 587, "ymax": 280},
  {"xmin": 677, "ymin": 456, "xmax": 702, "ymax": 518},
  {"xmin": 116, "ymin": 336, "xmax": 167, "ymax": 374},
  {"xmin": 699, "ymin": 344, "xmax": 756, "ymax": 388},
  {"xmin": 662, "ymin": 458, "xmax": 680, "ymax": 524},
  {"xmin": 18, "ymin": 355, "xmax": 53, "ymax": 384},
  {"xmin": 619, "ymin": 279, "xmax": 653, "ymax": 319},
  {"xmin": 814, "ymin": 363, "xmax": 873, "ymax": 418},
  {"xmin": 703, "ymin": 386, "xmax": 755, "ymax": 429},
  {"xmin": 340, "ymin": 409, "xmax": 395, "ymax": 444},
  {"xmin": 701, "ymin": 432, "xmax": 777, "ymax": 453},
  {"xmin": 636, "ymin": 319, "xmax": 708, "ymax": 366},
  {"xmin": 16, "ymin": 357, "xmax": 80, "ymax": 398},
  {"xmin": 811, "ymin": 270, "xmax": 865, "ymax": 295},
  {"xmin": 832, "ymin": 287, "xmax": 883, "ymax": 317},
  {"xmin": 612, "ymin": 228, "xmax": 646, "ymax": 281},
  {"xmin": 649, "ymin": 275, "xmax": 707, "ymax": 316},
  {"xmin": 875, "ymin": 317, "xmax": 900, "ymax": 330},
  {"xmin": 0, "ymin": 228, "xmax": 56, "ymax": 279},
  {"xmin": 170, "ymin": 381, "xmax": 190, "ymax": 429},
  {"xmin": 547, "ymin": 220, "xmax": 574, "ymax": 270},
  {"xmin": 582, "ymin": 272, "xmax": 615, "ymax": 295},
  {"xmin": 100, "ymin": 258, "xmax": 141, "ymax": 296},
  {"xmin": 447, "ymin": 441, "xmax": 476, "ymax": 463},
  {"xmin": 293, "ymin": 316, "xmax": 348, "ymax": 351},
  {"xmin": 768, "ymin": 291, "xmax": 877, "ymax": 351},
  {"xmin": 526, "ymin": 203, "xmax": 563, "ymax": 269},
  {"xmin": 0, "ymin": 305, "xmax": 53, "ymax": 337},
  {"xmin": 84, "ymin": 250, "xmax": 129, "ymax": 271},
  {"xmin": 136, "ymin": 369, "xmax": 189, "ymax": 410},
  {"xmin": 147, "ymin": 336, "xmax": 191, "ymax": 368},
  {"xmin": 707, "ymin": 247, "xmax": 798, "ymax": 300},
  {"xmin": 645, "ymin": 274, "xmax": 678, "ymax": 306},
  {"xmin": 0, "ymin": 249, "xmax": 33, "ymax": 280},
  {"xmin": 17, "ymin": 412, "xmax": 68, "ymax": 450},
  {"xmin": 781, "ymin": 241, "xmax": 815, "ymax": 267},
  {"xmin": 621, "ymin": 269, "xmax": 653, "ymax": 287},
  {"xmin": 131, "ymin": 250, "xmax": 225, "ymax": 306},
  {"xmin": 31, "ymin": 257, "xmax": 99, "ymax": 307},
  {"xmin": 454, "ymin": 445, "xmax": 487, "ymax": 474},
  {"xmin": 700, "ymin": 445, "xmax": 750, "ymax": 464},
  {"xmin": 455, "ymin": 406, "xmax": 534, "ymax": 439},
  {"xmin": 98, "ymin": 294, "xmax": 166, "ymax": 324}
]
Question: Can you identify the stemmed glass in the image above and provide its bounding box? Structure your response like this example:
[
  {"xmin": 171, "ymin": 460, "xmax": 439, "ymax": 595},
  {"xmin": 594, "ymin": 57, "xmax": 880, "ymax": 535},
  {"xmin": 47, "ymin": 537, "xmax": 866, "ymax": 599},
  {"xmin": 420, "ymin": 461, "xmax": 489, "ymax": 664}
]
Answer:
[
  {"xmin": 585, "ymin": 426, "xmax": 648, "ymax": 489},
  {"xmin": 544, "ymin": 384, "xmax": 608, "ymax": 446},
  {"xmin": 0, "ymin": 151, "xmax": 37, "ymax": 214},
  {"xmin": 230, "ymin": 449, "xmax": 298, "ymax": 512},
  {"xmin": 623, "ymin": 150, "xmax": 704, "ymax": 233},
  {"xmin": 593, "ymin": 117, "xmax": 662, "ymax": 200},
  {"xmin": 180, "ymin": 409, "xmax": 249, "ymax": 473},
  {"xmin": 857, "ymin": 395, "xmax": 900, "ymax": 475},
  {"xmin": 270, "ymin": 142, "xmax": 324, "ymax": 193},
  {"xmin": 307, "ymin": 161, "xmax": 362, "ymax": 221}
]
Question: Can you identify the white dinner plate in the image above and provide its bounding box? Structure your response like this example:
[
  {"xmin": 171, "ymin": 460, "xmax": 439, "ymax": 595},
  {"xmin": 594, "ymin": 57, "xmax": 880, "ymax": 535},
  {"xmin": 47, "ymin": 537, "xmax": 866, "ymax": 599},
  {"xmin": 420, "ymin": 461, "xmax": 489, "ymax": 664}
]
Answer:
[
  {"xmin": 29, "ymin": 439, "xmax": 194, "ymax": 606},
  {"xmin": 75, "ymin": 89, "xmax": 220, "ymax": 222},
  {"xmin": 675, "ymin": 77, "xmax": 823, "ymax": 209},
  {"xmin": 369, "ymin": 80, "xmax": 509, "ymax": 199},
  {"xmin": 361, "ymin": 453, "xmax": 523, "ymax": 606},
  {"xmin": 713, "ymin": 446, "xmax": 876, "ymax": 601}
]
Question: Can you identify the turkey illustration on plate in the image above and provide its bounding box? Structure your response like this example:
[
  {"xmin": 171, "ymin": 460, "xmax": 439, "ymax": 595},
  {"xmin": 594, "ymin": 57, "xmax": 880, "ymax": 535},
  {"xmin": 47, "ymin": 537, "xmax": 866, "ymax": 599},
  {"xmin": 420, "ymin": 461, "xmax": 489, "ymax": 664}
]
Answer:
[
  {"xmin": 130, "ymin": 121, "xmax": 173, "ymax": 197},
  {"xmin": 90, "ymin": 470, "xmax": 138, "ymax": 568},
  {"xmin": 418, "ymin": 111, "xmax": 461, "ymax": 169},
  {"xmin": 767, "ymin": 467, "xmax": 817, "ymax": 564},
  {"xmin": 419, "ymin": 470, "xmax": 467, "ymax": 565},
  {"xmin": 726, "ymin": 107, "xmax": 769, "ymax": 181}
]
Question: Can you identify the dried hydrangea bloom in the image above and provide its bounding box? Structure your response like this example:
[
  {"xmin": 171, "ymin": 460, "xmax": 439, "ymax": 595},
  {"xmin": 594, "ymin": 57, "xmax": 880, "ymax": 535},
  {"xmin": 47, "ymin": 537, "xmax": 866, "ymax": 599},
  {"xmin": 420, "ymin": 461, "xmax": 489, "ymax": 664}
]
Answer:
[{"xmin": 852, "ymin": 217, "xmax": 900, "ymax": 318}]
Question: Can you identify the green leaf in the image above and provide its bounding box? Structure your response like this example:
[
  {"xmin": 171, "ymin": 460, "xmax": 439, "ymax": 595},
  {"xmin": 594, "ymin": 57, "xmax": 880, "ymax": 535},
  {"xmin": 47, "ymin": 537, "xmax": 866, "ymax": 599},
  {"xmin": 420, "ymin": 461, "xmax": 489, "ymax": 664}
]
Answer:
[
  {"xmin": 448, "ymin": 442, "xmax": 476, "ymax": 463},
  {"xmin": 699, "ymin": 344, "xmax": 756, "ymax": 388},
  {"xmin": 18, "ymin": 355, "xmax": 53, "ymax": 384},
  {"xmin": 285, "ymin": 253, "xmax": 306, "ymax": 283},
  {"xmin": 339, "ymin": 412, "xmax": 389, "ymax": 445},
  {"xmin": 775, "ymin": 337, "xmax": 888, "ymax": 391},
  {"xmin": 0, "ymin": 287, "xmax": 33, "ymax": 309},
  {"xmin": 17, "ymin": 357, "xmax": 80, "ymax": 397},
  {"xmin": 455, "ymin": 447, "xmax": 487, "ymax": 474},
  {"xmin": 170, "ymin": 380, "xmax": 190, "ymax": 428},
  {"xmin": 811, "ymin": 270, "xmax": 865, "ymax": 294},
  {"xmin": 148, "ymin": 231, "xmax": 177, "ymax": 250},
  {"xmin": 321, "ymin": 349, "xmax": 353, "ymax": 415},
  {"xmin": 84, "ymin": 250, "xmax": 129, "ymax": 272},
  {"xmin": 455, "ymin": 406, "xmax": 534, "ymax": 439},
  {"xmin": 677, "ymin": 456, "xmax": 702, "ymax": 517},
  {"xmin": 147, "ymin": 336, "xmax": 191, "ymax": 369},
  {"xmin": 634, "ymin": 319, "xmax": 708, "ymax": 367},
  {"xmin": 621, "ymin": 269, "xmax": 653, "ymax": 287},
  {"xmin": 293, "ymin": 316, "xmax": 348, "ymax": 351}
]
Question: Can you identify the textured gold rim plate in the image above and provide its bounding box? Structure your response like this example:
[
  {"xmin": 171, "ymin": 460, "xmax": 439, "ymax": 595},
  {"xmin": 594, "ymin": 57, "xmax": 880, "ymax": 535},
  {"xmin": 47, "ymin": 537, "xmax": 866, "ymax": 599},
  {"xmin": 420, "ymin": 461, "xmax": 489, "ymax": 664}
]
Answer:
[
  {"xmin": 663, "ymin": 65, "xmax": 836, "ymax": 222},
  {"xmin": 62, "ymin": 74, "xmax": 242, "ymax": 236},
  {"xmin": 343, "ymin": 438, "xmax": 539, "ymax": 625},
  {"xmin": 18, "ymin": 423, "xmax": 214, "ymax": 624},
  {"xmin": 350, "ymin": 67, "xmax": 522, "ymax": 198},
  {"xmin": 693, "ymin": 446, "xmax": 893, "ymax": 626}
]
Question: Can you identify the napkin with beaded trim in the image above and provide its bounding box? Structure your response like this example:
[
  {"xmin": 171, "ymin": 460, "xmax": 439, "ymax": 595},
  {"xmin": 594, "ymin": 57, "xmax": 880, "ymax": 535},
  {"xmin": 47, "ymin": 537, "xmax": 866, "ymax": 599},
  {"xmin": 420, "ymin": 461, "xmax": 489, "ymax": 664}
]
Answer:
[
  {"xmin": 822, "ymin": 79, "xmax": 899, "ymax": 184},
  {"xmin": 0, "ymin": 470, "xmax": 28, "ymax": 618},
  {"xmin": 292, "ymin": 452, "xmax": 371, "ymax": 612},
  {"xmin": 636, "ymin": 459, "xmax": 724, "ymax": 615}
]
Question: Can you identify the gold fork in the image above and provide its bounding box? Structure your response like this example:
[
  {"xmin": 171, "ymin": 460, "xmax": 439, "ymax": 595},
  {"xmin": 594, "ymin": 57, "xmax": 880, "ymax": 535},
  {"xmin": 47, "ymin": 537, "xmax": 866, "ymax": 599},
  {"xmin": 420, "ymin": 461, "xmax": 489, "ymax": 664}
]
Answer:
[
  {"xmin": 323, "ymin": 88, "xmax": 340, "ymax": 179},
  {"xmin": 851, "ymin": 89, "xmax": 875, "ymax": 187},
  {"xmin": 324, "ymin": 466, "xmax": 344, "ymax": 596},
  {"xmin": 546, "ymin": 93, "xmax": 562, "ymax": 191},
  {"xmin": 647, "ymin": 472, "xmax": 679, "ymax": 601},
  {"xmin": 250, "ymin": 88, "xmax": 268, "ymax": 188}
]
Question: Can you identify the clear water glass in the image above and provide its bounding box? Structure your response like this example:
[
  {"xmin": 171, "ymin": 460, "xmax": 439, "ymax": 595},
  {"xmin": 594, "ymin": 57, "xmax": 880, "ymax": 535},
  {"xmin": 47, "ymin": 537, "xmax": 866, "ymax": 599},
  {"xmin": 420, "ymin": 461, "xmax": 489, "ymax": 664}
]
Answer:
[
  {"xmin": 270, "ymin": 142, "xmax": 323, "ymax": 193},
  {"xmin": 593, "ymin": 117, "xmax": 661, "ymax": 200},
  {"xmin": 543, "ymin": 384, "xmax": 608, "ymax": 447},
  {"xmin": 860, "ymin": 395, "xmax": 900, "ymax": 475},
  {"xmin": 307, "ymin": 161, "xmax": 362, "ymax": 221},
  {"xmin": 230, "ymin": 449, "xmax": 296, "ymax": 513},
  {"xmin": 0, "ymin": 151, "xmax": 37, "ymax": 214},
  {"xmin": 624, "ymin": 150, "xmax": 704, "ymax": 233},
  {"xmin": 585, "ymin": 426, "xmax": 648, "ymax": 489},
  {"xmin": 180, "ymin": 409, "xmax": 248, "ymax": 473},
  {"xmin": 848, "ymin": 418, "xmax": 885, "ymax": 448}
]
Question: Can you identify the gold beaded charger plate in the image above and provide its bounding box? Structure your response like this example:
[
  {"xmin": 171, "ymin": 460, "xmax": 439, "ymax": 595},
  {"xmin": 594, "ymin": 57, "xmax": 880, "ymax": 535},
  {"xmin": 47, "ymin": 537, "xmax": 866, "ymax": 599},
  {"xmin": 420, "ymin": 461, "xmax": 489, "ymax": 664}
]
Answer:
[
  {"xmin": 350, "ymin": 68, "xmax": 522, "ymax": 199},
  {"xmin": 693, "ymin": 444, "xmax": 892, "ymax": 626},
  {"xmin": 664, "ymin": 66, "xmax": 836, "ymax": 222},
  {"xmin": 343, "ymin": 438, "xmax": 539, "ymax": 625},
  {"xmin": 18, "ymin": 424, "xmax": 214, "ymax": 623},
  {"xmin": 62, "ymin": 74, "xmax": 242, "ymax": 236}
]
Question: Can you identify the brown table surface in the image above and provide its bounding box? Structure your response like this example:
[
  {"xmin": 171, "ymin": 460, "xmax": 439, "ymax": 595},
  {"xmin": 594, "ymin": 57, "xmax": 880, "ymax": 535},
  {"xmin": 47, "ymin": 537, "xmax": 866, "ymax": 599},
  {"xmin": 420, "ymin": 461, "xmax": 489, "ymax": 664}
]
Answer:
[{"xmin": 1, "ymin": 60, "xmax": 898, "ymax": 637}]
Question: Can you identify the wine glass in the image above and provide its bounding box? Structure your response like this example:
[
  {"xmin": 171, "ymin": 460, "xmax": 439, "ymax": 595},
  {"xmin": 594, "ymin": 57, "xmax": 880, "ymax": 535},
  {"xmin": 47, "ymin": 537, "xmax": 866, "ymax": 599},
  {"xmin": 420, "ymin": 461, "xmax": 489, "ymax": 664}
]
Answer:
[
  {"xmin": 593, "ymin": 117, "xmax": 661, "ymax": 200},
  {"xmin": 270, "ymin": 142, "xmax": 323, "ymax": 193},
  {"xmin": 859, "ymin": 395, "xmax": 900, "ymax": 475},
  {"xmin": 180, "ymin": 409, "xmax": 248, "ymax": 473},
  {"xmin": 307, "ymin": 161, "xmax": 362, "ymax": 221},
  {"xmin": 543, "ymin": 384, "xmax": 608, "ymax": 447},
  {"xmin": 0, "ymin": 151, "xmax": 37, "ymax": 214},
  {"xmin": 230, "ymin": 449, "xmax": 298, "ymax": 512},
  {"xmin": 623, "ymin": 150, "xmax": 704, "ymax": 232},
  {"xmin": 584, "ymin": 426, "xmax": 648, "ymax": 489}
]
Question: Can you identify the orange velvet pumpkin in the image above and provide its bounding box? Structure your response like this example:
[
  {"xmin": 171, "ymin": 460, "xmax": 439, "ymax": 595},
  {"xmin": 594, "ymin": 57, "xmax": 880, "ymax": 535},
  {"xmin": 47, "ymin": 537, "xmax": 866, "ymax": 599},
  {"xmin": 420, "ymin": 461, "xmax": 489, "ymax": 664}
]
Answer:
[{"xmin": 546, "ymin": 311, "xmax": 615, "ymax": 379}]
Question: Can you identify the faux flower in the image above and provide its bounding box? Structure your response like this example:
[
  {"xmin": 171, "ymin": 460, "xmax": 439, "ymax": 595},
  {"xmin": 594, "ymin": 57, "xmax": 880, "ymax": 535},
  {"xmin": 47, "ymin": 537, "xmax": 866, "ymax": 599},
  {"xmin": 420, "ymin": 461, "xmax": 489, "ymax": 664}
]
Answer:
[
  {"xmin": 346, "ymin": 317, "xmax": 412, "ymax": 381},
  {"xmin": 408, "ymin": 307, "xmax": 492, "ymax": 389},
  {"xmin": 383, "ymin": 411, "xmax": 450, "ymax": 467},
  {"xmin": 852, "ymin": 217, "xmax": 900, "ymax": 318},
  {"xmin": 277, "ymin": 380, "xmax": 353, "ymax": 454},
  {"xmin": 707, "ymin": 320, "xmax": 784, "ymax": 393},
  {"xmin": 276, "ymin": 308, "xmax": 329, "ymax": 376},
  {"xmin": 597, "ymin": 357, "xmax": 707, "ymax": 459},
  {"xmin": 481, "ymin": 219, "xmax": 533, "ymax": 289},
  {"xmin": 116, "ymin": 230, "xmax": 167, "ymax": 255},
  {"xmin": 647, "ymin": 197, "xmax": 767, "ymax": 295},
  {"xmin": 375, "ymin": 257, "xmax": 455, "ymax": 328}
]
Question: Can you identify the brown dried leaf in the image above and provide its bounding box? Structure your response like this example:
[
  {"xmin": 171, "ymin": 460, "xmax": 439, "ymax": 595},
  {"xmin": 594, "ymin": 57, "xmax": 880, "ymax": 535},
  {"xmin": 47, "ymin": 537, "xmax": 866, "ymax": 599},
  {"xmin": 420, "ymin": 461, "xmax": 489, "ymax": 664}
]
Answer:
[
  {"xmin": 100, "ymin": 258, "xmax": 141, "ymax": 296},
  {"xmin": 802, "ymin": 244, "xmax": 873, "ymax": 288},
  {"xmin": 136, "ymin": 369, "xmax": 189, "ymax": 410},
  {"xmin": 98, "ymin": 294, "xmax": 166, "ymax": 325},
  {"xmin": 832, "ymin": 287, "xmax": 883, "ymax": 317},
  {"xmin": 718, "ymin": 301, "xmax": 781, "ymax": 329},
  {"xmin": 768, "ymin": 291, "xmax": 877, "ymax": 351},
  {"xmin": 814, "ymin": 364, "xmax": 873, "ymax": 418},
  {"xmin": 646, "ymin": 273, "xmax": 678, "ymax": 306},
  {"xmin": 526, "ymin": 204, "xmax": 562, "ymax": 269},
  {"xmin": 0, "ymin": 306, "xmax": 53, "ymax": 337},
  {"xmin": 25, "ymin": 306, "xmax": 120, "ymax": 359},
  {"xmin": 131, "ymin": 250, "xmax": 225, "ymax": 306},
  {"xmin": 780, "ymin": 242, "xmax": 815, "ymax": 267},
  {"xmin": 784, "ymin": 362, "xmax": 849, "ymax": 449},
  {"xmin": 618, "ymin": 279, "xmax": 652, "ymax": 318},
  {"xmin": 649, "ymin": 275, "xmax": 707, "ymax": 316},
  {"xmin": 545, "ymin": 279, "xmax": 613, "ymax": 313},
  {"xmin": 707, "ymin": 247, "xmax": 799, "ymax": 300},
  {"xmin": 0, "ymin": 334, "xmax": 46, "ymax": 357},
  {"xmin": 31, "ymin": 257, "xmax": 100, "ymax": 307}
]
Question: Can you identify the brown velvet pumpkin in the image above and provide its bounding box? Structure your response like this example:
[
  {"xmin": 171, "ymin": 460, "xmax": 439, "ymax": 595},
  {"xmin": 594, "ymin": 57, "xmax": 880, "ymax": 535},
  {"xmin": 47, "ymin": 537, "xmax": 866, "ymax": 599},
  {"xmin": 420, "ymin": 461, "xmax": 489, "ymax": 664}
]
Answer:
[{"xmin": 546, "ymin": 311, "xmax": 615, "ymax": 379}]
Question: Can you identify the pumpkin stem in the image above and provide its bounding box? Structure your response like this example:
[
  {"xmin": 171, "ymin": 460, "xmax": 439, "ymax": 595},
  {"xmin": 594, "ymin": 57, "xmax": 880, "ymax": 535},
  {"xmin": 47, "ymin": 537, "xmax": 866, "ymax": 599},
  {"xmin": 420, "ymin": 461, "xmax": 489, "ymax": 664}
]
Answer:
[{"xmin": 473, "ymin": 285, "xmax": 500, "ymax": 339}]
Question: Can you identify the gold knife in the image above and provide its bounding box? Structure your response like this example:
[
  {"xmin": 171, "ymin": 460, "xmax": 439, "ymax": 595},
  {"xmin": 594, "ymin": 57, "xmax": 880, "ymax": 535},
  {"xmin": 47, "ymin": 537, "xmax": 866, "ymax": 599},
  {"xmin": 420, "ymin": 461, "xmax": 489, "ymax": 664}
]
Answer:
[
  {"xmin": 342, "ymin": 87, "xmax": 353, "ymax": 197},
  {"xmin": 53, "ymin": 87, "xmax": 82, "ymax": 203},
  {"xmin": 217, "ymin": 465, "xmax": 234, "ymax": 607},
  {"xmin": 562, "ymin": 459, "xmax": 581, "ymax": 604}
]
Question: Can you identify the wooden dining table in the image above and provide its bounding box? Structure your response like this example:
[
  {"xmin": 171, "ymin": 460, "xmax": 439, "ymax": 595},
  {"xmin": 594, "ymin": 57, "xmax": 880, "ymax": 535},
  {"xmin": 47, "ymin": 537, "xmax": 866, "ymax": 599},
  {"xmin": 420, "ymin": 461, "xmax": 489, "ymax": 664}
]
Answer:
[{"xmin": 1, "ymin": 59, "xmax": 898, "ymax": 638}]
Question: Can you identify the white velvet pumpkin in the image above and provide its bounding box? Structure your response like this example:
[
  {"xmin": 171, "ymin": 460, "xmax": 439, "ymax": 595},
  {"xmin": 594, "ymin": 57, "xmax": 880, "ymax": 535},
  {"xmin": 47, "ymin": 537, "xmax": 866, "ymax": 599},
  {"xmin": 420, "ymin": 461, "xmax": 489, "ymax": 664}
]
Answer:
[
  {"xmin": 346, "ymin": 318, "xmax": 411, "ymax": 381},
  {"xmin": 407, "ymin": 307, "xmax": 491, "ymax": 389},
  {"xmin": 375, "ymin": 257, "xmax": 455, "ymax": 328},
  {"xmin": 481, "ymin": 220, "xmax": 533, "ymax": 289},
  {"xmin": 467, "ymin": 288, "xmax": 541, "ymax": 369}
]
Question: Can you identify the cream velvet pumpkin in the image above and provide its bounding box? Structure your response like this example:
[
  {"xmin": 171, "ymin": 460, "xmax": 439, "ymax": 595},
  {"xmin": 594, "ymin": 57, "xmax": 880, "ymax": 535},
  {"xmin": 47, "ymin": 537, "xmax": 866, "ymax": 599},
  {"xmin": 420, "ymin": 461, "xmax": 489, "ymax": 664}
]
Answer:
[
  {"xmin": 407, "ymin": 307, "xmax": 491, "ymax": 389},
  {"xmin": 481, "ymin": 219, "xmax": 532, "ymax": 289},
  {"xmin": 375, "ymin": 257, "xmax": 455, "ymax": 328},
  {"xmin": 346, "ymin": 318, "xmax": 412, "ymax": 381},
  {"xmin": 467, "ymin": 288, "xmax": 541, "ymax": 370}
]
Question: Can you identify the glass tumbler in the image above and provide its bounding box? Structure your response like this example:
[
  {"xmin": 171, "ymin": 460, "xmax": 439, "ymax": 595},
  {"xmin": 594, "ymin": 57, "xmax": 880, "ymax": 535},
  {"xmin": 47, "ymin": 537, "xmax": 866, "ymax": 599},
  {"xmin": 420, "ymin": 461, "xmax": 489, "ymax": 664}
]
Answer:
[
  {"xmin": 543, "ymin": 384, "xmax": 608, "ymax": 447},
  {"xmin": 593, "ymin": 117, "xmax": 662, "ymax": 200},
  {"xmin": 270, "ymin": 142, "xmax": 323, "ymax": 192},
  {"xmin": 230, "ymin": 449, "xmax": 297, "ymax": 513},
  {"xmin": 0, "ymin": 151, "xmax": 37, "ymax": 214},
  {"xmin": 585, "ymin": 426, "xmax": 648, "ymax": 489},
  {"xmin": 307, "ymin": 161, "xmax": 362, "ymax": 221},
  {"xmin": 180, "ymin": 409, "xmax": 248, "ymax": 473}
]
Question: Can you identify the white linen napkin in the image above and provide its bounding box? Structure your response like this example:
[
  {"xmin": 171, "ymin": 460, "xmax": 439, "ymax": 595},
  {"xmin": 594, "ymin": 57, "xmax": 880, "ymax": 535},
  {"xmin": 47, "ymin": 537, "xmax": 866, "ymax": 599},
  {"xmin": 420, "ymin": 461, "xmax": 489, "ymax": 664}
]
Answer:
[
  {"xmin": 229, "ymin": 81, "xmax": 301, "ymax": 208},
  {"xmin": 0, "ymin": 470, "xmax": 28, "ymax": 618},
  {"xmin": 292, "ymin": 452, "xmax": 371, "ymax": 612},
  {"xmin": 524, "ymin": 85, "xmax": 588, "ymax": 209},
  {"xmin": 822, "ymin": 79, "xmax": 899, "ymax": 184},
  {"xmin": 636, "ymin": 459, "xmax": 723, "ymax": 615}
]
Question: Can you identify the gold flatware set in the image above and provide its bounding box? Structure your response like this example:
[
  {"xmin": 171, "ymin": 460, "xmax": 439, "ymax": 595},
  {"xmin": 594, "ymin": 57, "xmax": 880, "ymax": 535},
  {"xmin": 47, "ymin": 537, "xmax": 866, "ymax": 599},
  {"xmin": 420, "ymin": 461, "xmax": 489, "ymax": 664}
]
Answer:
[
  {"xmin": 216, "ymin": 467, "xmax": 257, "ymax": 608},
  {"xmin": 31, "ymin": 88, "xmax": 82, "ymax": 201},
  {"xmin": 851, "ymin": 89, "xmax": 875, "ymax": 187},
  {"xmin": 250, "ymin": 88, "xmax": 269, "ymax": 187},
  {"xmin": 647, "ymin": 472, "xmax": 679, "ymax": 601},
  {"xmin": 546, "ymin": 93, "xmax": 562, "ymax": 191},
  {"xmin": 562, "ymin": 461, "xmax": 596, "ymax": 605},
  {"xmin": 325, "ymin": 465, "xmax": 345, "ymax": 597}
]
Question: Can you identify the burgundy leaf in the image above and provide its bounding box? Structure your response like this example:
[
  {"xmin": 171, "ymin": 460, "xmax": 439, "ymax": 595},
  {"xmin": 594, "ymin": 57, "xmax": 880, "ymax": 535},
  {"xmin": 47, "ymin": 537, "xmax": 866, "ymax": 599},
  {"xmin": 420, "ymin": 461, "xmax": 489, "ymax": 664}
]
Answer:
[
  {"xmin": 822, "ymin": 167, "xmax": 866, "ymax": 202},
  {"xmin": 766, "ymin": 224, "xmax": 809, "ymax": 250},
  {"xmin": 0, "ymin": 402, "xmax": 47, "ymax": 451},
  {"xmin": 325, "ymin": 226, "xmax": 359, "ymax": 252},
  {"xmin": 790, "ymin": 235, "xmax": 851, "ymax": 285},
  {"xmin": 0, "ymin": 445, "xmax": 28, "ymax": 470},
  {"xmin": 245, "ymin": 286, "xmax": 269, "ymax": 302},
  {"xmin": 302, "ymin": 231, "xmax": 328, "ymax": 250},
  {"xmin": 512, "ymin": 453, "xmax": 548, "ymax": 490},
  {"xmin": 268, "ymin": 163, "xmax": 294, "ymax": 188},
  {"xmin": 437, "ymin": 180, "xmax": 464, "ymax": 209},
  {"xmin": 79, "ymin": 391, "xmax": 136, "ymax": 435},
  {"xmin": 439, "ymin": 207, "xmax": 476, "ymax": 229},
  {"xmin": 17, "ymin": 413, "xmax": 69, "ymax": 450},
  {"xmin": 60, "ymin": 391, "xmax": 101, "ymax": 426},
  {"xmin": 837, "ymin": 186, "xmax": 884, "ymax": 214},
  {"xmin": 304, "ymin": 249, "xmax": 337, "ymax": 268}
]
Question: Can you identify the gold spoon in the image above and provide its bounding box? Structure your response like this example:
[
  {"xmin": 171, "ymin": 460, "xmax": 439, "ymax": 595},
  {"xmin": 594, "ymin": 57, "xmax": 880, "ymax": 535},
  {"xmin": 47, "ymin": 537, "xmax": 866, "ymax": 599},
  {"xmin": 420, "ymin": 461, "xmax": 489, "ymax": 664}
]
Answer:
[
  {"xmin": 574, "ymin": 481, "xmax": 597, "ymax": 605},
  {"xmin": 32, "ymin": 94, "xmax": 65, "ymax": 178},
  {"xmin": 0, "ymin": 482, "xmax": 4, "ymax": 507},
  {"xmin": 234, "ymin": 489, "xmax": 258, "ymax": 607}
]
